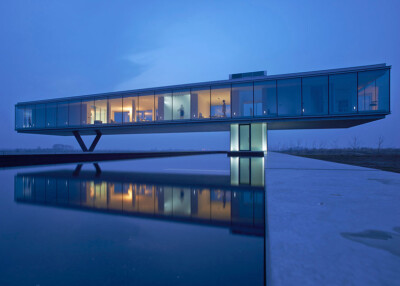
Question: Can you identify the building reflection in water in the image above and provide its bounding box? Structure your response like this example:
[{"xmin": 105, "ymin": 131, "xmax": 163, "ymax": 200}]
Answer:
[{"xmin": 14, "ymin": 157, "xmax": 265, "ymax": 236}]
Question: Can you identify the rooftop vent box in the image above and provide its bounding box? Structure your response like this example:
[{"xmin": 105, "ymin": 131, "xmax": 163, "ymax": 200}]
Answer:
[{"xmin": 229, "ymin": 71, "xmax": 267, "ymax": 80}]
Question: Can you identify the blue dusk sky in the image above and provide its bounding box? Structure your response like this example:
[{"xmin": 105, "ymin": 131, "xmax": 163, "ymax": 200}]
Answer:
[{"xmin": 0, "ymin": 0, "xmax": 399, "ymax": 150}]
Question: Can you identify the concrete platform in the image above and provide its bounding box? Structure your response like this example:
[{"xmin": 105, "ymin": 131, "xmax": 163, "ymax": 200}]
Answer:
[{"xmin": 265, "ymin": 152, "xmax": 400, "ymax": 286}]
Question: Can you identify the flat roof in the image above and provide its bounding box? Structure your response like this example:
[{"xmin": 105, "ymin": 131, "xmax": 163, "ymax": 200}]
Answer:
[{"xmin": 16, "ymin": 63, "xmax": 390, "ymax": 105}]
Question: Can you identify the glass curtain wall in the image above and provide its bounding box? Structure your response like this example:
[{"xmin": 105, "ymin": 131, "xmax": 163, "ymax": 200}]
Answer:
[
  {"xmin": 94, "ymin": 98, "xmax": 108, "ymax": 124},
  {"xmin": 254, "ymin": 81, "xmax": 277, "ymax": 117},
  {"xmin": 277, "ymin": 78, "xmax": 301, "ymax": 116},
  {"xmin": 329, "ymin": 73, "xmax": 357, "ymax": 114},
  {"xmin": 190, "ymin": 87, "xmax": 210, "ymax": 119},
  {"xmin": 46, "ymin": 103, "xmax": 57, "ymax": 127},
  {"xmin": 232, "ymin": 83, "xmax": 253, "ymax": 118},
  {"xmin": 57, "ymin": 102, "xmax": 69, "ymax": 127},
  {"xmin": 155, "ymin": 91, "xmax": 172, "ymax": 121},
  {"xmin": 358, "ymin": 69, "xmax": 389, "ymax": 112},
  {"xmin": 23, "ymin": 105, "xmax": 35, "ymax": 128},
  {"xmin": 15, "ymin": 106, "xmax": 24, "ymax": 129},
  {"xmin": 36, "ymin": 104, "xmax": 46, "ymax": 128},
  {"xmin": 81, "ymin": 99, "xmax": 94, "ymax": 125},
  {"xmin": 123, "ymin": 95, "xmax": 138, "ymax": 123},
  {"xmin": 68, "ymin": 100, "xmax": 81, "ymax": 126},
  {"xmin": 302, "ymin": 76, "xmax": 328, "ymax": 115},
  {"xmin": 138, "ymin": 93, "xmax": 154, "ymax": 122},
  {"xmin": 239, "ymin": 124, "xmax": 250, "ymax": 151},
  {"xmin": 15, "ymin": 68, "xmax": 391, "ymax": 130},
  {"xmin": 108, "ymin": 97, "xmax": 123, "ymax": 124},
  {"xmin": 173, "ymin": 90, "xmax": 190, "ymax": 120},
  {"xmin": 211, "ymin": 85, "xmax": 231, "ymax": 118}
]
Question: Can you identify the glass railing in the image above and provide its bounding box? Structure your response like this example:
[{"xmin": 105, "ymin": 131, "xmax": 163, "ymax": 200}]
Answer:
[{"xmin": 15, "ymin": 68, "xmax": 390, "ymax": 130}]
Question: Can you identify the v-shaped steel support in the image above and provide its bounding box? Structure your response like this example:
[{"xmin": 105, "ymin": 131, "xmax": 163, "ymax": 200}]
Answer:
[
  {"xmin": 72, "ymin": 163, "xmax": 102, "ymax": 176},
  {"xmin": 73, "ymin": 130, "xmax": 102, "ymax": 152}
]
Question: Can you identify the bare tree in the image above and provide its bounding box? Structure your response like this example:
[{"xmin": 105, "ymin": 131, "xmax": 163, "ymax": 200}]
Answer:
[
  {"xmin": 312, "ymin": 140, "xmax": 317, "ymax": 150},
  {"xmin": 296, "ymin": 139, "xmax": 302, "ymax": 150},
  {"xmin": 377, "ymin": 136, "xmax": 384, "ymax": 152},
  {"xmin": 330, "ymin": 139, "xmax": 339, "ymax": 150},
  {"xmin": 349, "ymin": 136, "xmax": 360, "ymax": 150},
  {"xmin": 319, "ymin": 140, "xmax": 327, "ymax": 150}
]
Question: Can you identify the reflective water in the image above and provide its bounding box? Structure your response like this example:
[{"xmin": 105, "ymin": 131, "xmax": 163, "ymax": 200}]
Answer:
[{"xmin": 0, "ymin": 155, "xmax": 266, "ymax": 286}]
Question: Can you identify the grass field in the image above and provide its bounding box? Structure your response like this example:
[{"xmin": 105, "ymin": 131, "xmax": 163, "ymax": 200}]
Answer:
[{"xmin": 279, "ymin": 148, "xmax": 400, "ymax": 173}]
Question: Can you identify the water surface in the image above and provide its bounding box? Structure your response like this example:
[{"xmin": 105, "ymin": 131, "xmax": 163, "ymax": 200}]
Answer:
[{"xmin": 0, "ymin": 155, "xmax": 266, "ymax": 286}]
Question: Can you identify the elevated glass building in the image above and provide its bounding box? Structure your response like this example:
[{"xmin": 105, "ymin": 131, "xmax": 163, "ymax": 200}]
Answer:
[{"xmin": 15, "ymin": 64, "xmax": 390, "ymax": 152}]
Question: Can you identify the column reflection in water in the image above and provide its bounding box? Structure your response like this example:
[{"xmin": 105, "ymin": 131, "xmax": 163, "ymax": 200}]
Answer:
[
  {"xmin": 14, "ymin": 157, "xmax": 265, "ymax": 236},
  {"xmin": 230, "ymin": 156, "xmax": 265, "ymax": 187}
]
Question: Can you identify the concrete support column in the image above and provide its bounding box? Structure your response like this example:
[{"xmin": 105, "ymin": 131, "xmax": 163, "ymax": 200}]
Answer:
[{"xmin": 230, "ymin": 123, "xmax": 267, "ymax": 153}]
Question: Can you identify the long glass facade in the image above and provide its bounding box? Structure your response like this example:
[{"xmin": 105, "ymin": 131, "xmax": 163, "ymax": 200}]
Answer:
[
  {"xmin": 211, "ymin": 85, "xmax": 231, "ymax": 119},
  {"xmin": 94, "ymin": 98, "xmax": 108, "ymax": 124},
  {"xmin": 138, "ymin": 93, "xmax": 154, "ymax": 122},
  {"xmin": 173, "ymin": 90, "xmax": 190, "ymax": 120},
  {"xmin": 81, "ymin": 98, "xmax": 94, "ymax": 125},
  {"xmin": 190, "ymin": 87, "xmax": 210, "ymax": 119},
  {"xmin": 35, "ymin": 104, "xmax": 46, "ymax": 128},
  {"xmin": 302, "ymin": 76, "xmax": 328, "ymax": 115},
  {"xmin": 232, "ymin": 83, "xmax": 253, "ymax": 118},
  {"xmin": 57, "ymin": 102, "xmax": 69, "ymax": 127},
  {"xmin": 277, "ymin": 78, "xmax": 302, "ymax": 116},
  {"xmin": 68, "ymin": 100, "xmax": 81, "ymax": 126},
  {"xmin": 45, "ymin": 103, "xmax": 57, "ymax": 127},
  {"xmin": 358, "ymin": 69, "xmax": 389, "ymax": 112},
  {"xmin": 155, "ymin": 91, "xmax": 172, "ymax": 121},
  {"xmin": 15, "ymin": 67, "xmax": 390, "ymax": 130},
  {"xmin": 329, "ymin": 73, "xmax": 357, "ymax": 114},
  {"xmin": 108, "ymin": 97, "xmax": 123, "ymax": 124},
  {"xmin": 123, "ymin": 95, "xmax": 138, "ymax": 123},
  {"xmin": 254, "ymin": 81, "xmax": 277, "ymax": 117}
]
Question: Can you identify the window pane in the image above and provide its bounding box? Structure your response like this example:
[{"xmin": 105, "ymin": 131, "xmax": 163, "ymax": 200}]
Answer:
[
  {"xmin": 36, "ymin": 104, "xmax": 46, "ymax": 128},
  {"xmin": 239, "ymin": 158, "xmax": 250, "ymax": 184},
  {"xmin": 191, "ymin": 189, "xmax": 210, "ymax": 219},
  {"xmin": 230, "ymin": 124, "xmax": 239, "ymax": 151},
  {"xmin": 81, "ymin": 99, "xmax": 94, "ymax": 125},
  {"xmin": 108, "ymin": 97, "xmax": 123, "ymax": 124},
  {"xmin": 46, "ymin": 103, "xmax": 57, "ymax": 127},
  {"xmin": 239, "ymin": 124, "xmax": 250, "ymax": 151},
  {"xmin": 69, "ymin": 100, "xmax": 81, "ymax": 126},
  {"xmin": 358, "ymin": 69, "xmax": 389, "ymax": 112},
  {"xmin": 57, "ymin": 102, "xmax": 69, "ymax": 127},
  {"xmin": 251, "ymin": 157, "xmax": 264, "ymax": 186},
  {"xmin": 94, "ymin": 98, "xmax": 108, "ymax": 124},
  {"xmin": 15, "ymin": 106, "xmax": 24, "ymax": 129},
  {"xmin": 190, "ymin": 87, "xmax": 210, "ymax": 119},
  {"xmin": 24, "ymin": 105, "xmax": 35, "ymax": 128},
  {"xmin": 302, "ymin": 76, "xmax": 328, "ymax": 115},
  {"xmin": 232, "ymin": 83, "xmax": 253, "ymax": 118},
  {"xmin": 211, "ymin": 85, "xmax": 231, "ymax": 118},
  {"xmin": 173, "ymin": 90, "xmax": 190, "ymax": 120},
  {"xmin": 254, "ymin": 81, "xmax": 277, "ymax": 117},
  {"xmin": 123, "ymin": 95, "xmax": 138, "ymax": 123},
  {"xmin": 211, "ymin": 190, "xmax": 231, "ymax": 220},
  {"xmin": 155, "ymin": 91, "xmax": 172, "ymax": 121},
  {"xmin": 138, "ymin": 93, "xmax": 154, "ymax": 122},
  {"xmin": 329, "ymin": 73, "xmax": 357, "ymax": 114},
  {"xmin": 277, "ymin": 78, "xmax": 301, "ymax": 116},
  {"xmin": 250, "ymin": 123, "xmax": 266, "ymax": 151}
]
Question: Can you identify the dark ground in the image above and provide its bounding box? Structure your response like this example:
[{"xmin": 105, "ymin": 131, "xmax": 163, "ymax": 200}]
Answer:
[{"xmin": 279, "ymin": 148, "xmax": 400, "ymax": 173}]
